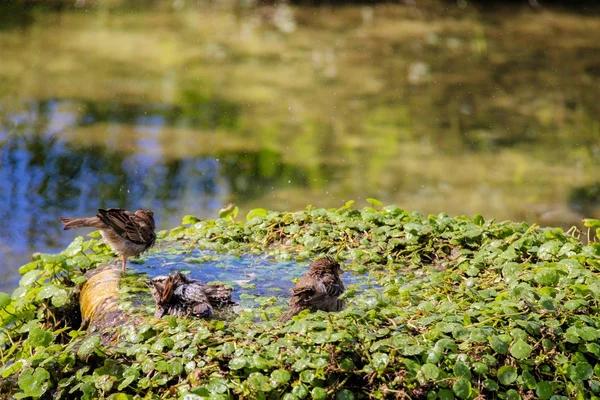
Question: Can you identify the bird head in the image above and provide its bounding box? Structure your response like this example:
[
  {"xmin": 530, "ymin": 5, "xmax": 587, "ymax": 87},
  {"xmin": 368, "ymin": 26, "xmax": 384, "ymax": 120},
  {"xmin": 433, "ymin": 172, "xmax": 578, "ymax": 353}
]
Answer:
[
  {"xmin": 135, "ymin": 209, "xmax": 155, "ymax": 227},
  {"xmin": 311, "ymin": 256, "xmax": 344, "ymax": 275}
]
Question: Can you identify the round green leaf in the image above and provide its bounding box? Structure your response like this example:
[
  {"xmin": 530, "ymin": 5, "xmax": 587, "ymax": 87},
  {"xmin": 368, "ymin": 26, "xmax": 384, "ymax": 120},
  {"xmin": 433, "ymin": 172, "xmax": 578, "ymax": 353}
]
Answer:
[
  {"xmin": 421, "ymin": 363, "xmax": 440, "ymax": 380},
  {"xmin": 167, "ymin": 359, "xmax": 183, "ymax": 376},
  {"xmin": 483, "ymin": 379, "xmax": 499, "ymax": 391},
  {"xmin": 29, "ymin": 327, "xmax": 54, "ymax": 347},
  {"xmin": 271, "ymin": 369, "xmax": 291, "ymax": 385},
  {"xmin": 453, "ymin": 362, "xmax": 471, "ymax": 379},
  {"xmin": 510, "ymin": 339, "xmax": 532, "ymax": 359},
  {"xmin": 536, "ymin": 381, "xmax": 553, "ymax": 399},
  {"xmin": 497, "ymin": 365, "xmax": 518, "ymax": 385},
  {"xmin": 336, "ymin": 389, "xmax": 355, "ymax": 400},
  {"xmin": 18, "ymin": 367, "xmax": 50, "ymax": 397},
  {"xmin": 489, "ymin": 334, "xmax": 510, "ymax": 354},
  {"xmin": 505, "ymin": 389, "xmax": 521, "ymax": 400},
  {"xmin": 292, "ymin": 384, "xmax": 309, "ymax": 399},
  {"xmin": 568, "ymin": 362, "xmax": 593, "ymax": 381},
  {"xmin": 19, "ymin": 270, "xmax": 41, "ymax": 288},
  {"xmin": 311, "ymin": 387, "xmax": 327, "ymax": 400},
  {"xmin": 371, "ymin": 352, "xmax": 389, "ymax": 373},
  {"xmin": 228, "ymin": 357, "xmax": 247, "ymax": 370},
  {"xmin": 452, "ymin": 377, "xmax": 471, "ymax": 399},
  {"xmin": 472, "ymin": 362, "xmax": 488, "ymax": 375},
  {"xmin": 299, "ymin": 370, "xmax": 315, "ymax": 384},
  {"xmin": 207, "ymin": 378, "xmax": 228, "ymax": 394},
  {"xmin": 248, "ymin": 372, "xmax": 272, "ymax": 392}
]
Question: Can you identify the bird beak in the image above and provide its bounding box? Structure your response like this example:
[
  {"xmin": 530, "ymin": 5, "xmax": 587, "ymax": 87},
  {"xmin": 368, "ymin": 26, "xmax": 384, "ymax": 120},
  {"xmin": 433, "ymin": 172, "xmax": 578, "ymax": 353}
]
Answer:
[{"xmin": 144, "ymin": 279, "xmax": 151, "ymax": 286}]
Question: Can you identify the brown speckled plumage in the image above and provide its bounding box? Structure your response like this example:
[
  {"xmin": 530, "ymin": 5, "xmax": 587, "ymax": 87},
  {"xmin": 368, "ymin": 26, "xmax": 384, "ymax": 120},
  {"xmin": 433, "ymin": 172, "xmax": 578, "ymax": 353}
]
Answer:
[
  {"xmin": 279, "ymin": 256, "xmax": 345, "ymax": 322},
  {"xmin": 60, "ymin": 208, "xmax": 156, "ymax": 272},
  {"xmin": 148, "ymin": 271, "xmax": 233, "ymax": 319}
]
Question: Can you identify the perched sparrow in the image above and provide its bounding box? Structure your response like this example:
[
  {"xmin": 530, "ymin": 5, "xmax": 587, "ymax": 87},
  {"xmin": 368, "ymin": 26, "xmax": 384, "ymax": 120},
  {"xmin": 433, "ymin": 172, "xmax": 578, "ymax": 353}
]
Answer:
[
  {"xmin": 60, "ymin": 208, "xmax": 156, "ymax": 272},
  {"xmin": 279, "ymin": 256, "xmax": 345, "ymax": 322},
  {"xmin": 148, "ymin": 271, "xmax": 233, "ymax": 319}
]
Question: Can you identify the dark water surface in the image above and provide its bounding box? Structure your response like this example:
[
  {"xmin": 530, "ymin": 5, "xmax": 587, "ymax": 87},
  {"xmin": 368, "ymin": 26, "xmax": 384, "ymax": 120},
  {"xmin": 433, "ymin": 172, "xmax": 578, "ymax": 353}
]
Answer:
[{"xmin": 1, "ymin": 1, "xmax": 600, "ymax": 291}]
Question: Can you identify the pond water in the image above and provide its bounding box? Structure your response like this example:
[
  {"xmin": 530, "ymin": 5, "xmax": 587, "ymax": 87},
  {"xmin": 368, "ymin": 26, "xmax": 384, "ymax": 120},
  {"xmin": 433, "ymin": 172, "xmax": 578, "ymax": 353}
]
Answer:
[
  {"xmin": 1, "ymin": 1, "xmax": 600, "ymax": 291},
  {"xmin": 133, "ymin": 249, "xmax": 370, "ymax": 308}
]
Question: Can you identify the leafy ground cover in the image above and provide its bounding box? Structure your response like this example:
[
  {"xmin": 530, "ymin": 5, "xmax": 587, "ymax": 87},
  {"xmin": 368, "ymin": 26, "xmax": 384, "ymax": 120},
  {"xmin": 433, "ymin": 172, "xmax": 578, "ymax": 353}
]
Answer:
[{"xmin": 1, "ymin": 202, "xmax": 600, "ymax": 399}]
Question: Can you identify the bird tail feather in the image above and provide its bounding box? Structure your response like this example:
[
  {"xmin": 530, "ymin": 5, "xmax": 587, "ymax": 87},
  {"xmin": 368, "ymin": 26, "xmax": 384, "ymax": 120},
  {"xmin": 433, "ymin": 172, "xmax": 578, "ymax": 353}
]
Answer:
[
  {"xmin": 60, "ymin": 217, "xmax": 102, "ymax": 230},
  {"xmin": 278, "ymin": 307, "xmax": 300, "ymax": 323}
]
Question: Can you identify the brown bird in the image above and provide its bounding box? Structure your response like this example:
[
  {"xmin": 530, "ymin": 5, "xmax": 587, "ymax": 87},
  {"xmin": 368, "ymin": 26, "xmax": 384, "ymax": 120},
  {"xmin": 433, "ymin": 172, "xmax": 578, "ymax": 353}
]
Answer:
[
  {"xmin": 60, "ymin": 208, "xmax": 156, "ymax": 272},
  {"xmin": 148, "ymin": 271, "xmax": 234, "ymax": 319},
  {"xmin": 279, "ymin": 256, "xmax": 345, "ymax": 323}
]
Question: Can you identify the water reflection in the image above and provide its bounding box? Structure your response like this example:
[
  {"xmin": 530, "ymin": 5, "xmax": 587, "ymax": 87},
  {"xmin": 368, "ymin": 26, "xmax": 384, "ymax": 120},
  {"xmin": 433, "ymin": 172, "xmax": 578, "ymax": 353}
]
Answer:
[{"xmin": 0, "ymin": 98, "xmax": 315, "ymax": 290}]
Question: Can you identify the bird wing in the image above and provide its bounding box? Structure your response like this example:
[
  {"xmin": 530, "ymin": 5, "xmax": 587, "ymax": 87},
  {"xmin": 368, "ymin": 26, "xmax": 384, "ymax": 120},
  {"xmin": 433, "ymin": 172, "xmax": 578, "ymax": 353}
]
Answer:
[
  {"xmin": 97, "ymin": 208, "xmax": 155, "ymax": 245},
  {"xmin": 326, "ymin": 283, "xmax": 345, "ymax": 297}
]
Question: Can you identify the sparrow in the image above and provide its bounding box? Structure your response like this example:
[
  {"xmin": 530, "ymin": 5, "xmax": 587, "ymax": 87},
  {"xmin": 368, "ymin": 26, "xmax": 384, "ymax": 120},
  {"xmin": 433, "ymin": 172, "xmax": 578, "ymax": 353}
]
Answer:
[
  {"xmin": 148, "ymin": 271, "xmax": 233, "ymax": 319},
  {"xmin": 279, "ymin": 256, "xmax": 345, "ymax": 322},
  {"xmin": 60, "ymin": 208, "xmax": 156, "ymax": 272}
]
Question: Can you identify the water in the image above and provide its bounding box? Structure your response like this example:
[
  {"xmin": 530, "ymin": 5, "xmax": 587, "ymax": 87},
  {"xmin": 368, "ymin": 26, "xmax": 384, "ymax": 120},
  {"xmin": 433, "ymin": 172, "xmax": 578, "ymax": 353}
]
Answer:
[
  {"xmin": 1, "ymin": 1, "xmax": 600, "ymax": 291},
  {"xmin": 133, "ymin": 250, "xmax": 369, "ymax": 307}
]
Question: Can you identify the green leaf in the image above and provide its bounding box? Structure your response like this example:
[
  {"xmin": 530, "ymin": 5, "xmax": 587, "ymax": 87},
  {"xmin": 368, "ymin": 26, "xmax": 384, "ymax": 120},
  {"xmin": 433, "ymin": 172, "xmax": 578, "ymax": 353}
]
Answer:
[
  {"xmin": 536, "ymin": 381, "xmax": 554, "ymax": 399},
  {"xmin": 77, "ymin": 335, "xmax": 100, "ymax": 359},
  {"xmin": 207, "ymin": 378, "xmax": 228, "ymax": 394},
  {"xmin": 62, "ymin": 236, "xmax": 84, "ymax": 257},
  {"xmin": 453, "ymin": 362, "xmax": 471, "ymax": 379},
  {"xmin": 18, "ymin": 368, "xmax": 50, "ymax": 398},
  {"xmin": 336, "ymin": 389, "xmax": 355, "ymax": 400},
  {"xmin": 583, "ymin": 219, "xmax": 600, "ymax": 228},
  {"xmin": 28, "ymin": 327, "xmax": 54, "ymax": 347},
  {"xmin": 117, "ymin": 367, "xmax": 139, "ymax": 391},
  {"xmin": 537, "ymin": 241, "xmax": 561, "ymax": 261},
  {"xmin": 311, "ymin": 387, "xmax": 327, "ymax": 400},
  {"xmin": 371, "ymin": 352, "xmax": 389, "ymax": 373},
  {"xmin": 474, "ymin": 214, "xmax": 484, "ymax": 226},
  {"xmin": 438, "ymin": 389, "xmax": 455, "ymax": 400},
  {"xmin": 510, "ymin": 339, "xmax": 532, "ymax": 359},
  {"xmin": 299, "ymin": 370, "xmax": 315, "ymax": 383},
  {"xmin": 18, "ymin": 261, "xmax": 40, "ymax": 275},
  {"xmin": 167, "ymin": 359, "xmax": 183, "ymax": 376},
  {"xmin": 292, "ymin": 384, "xmax": 309, "ymax": 399},
  {"xmin": 219, "ymin": 205, "xmax": 239, "ymax": 220},
  {"xmin": 246, "ymin": 208, "xmax": 268, "ymax": 221},
  {"xmin": 366, "ymin": 198, "xmax": 383, "ymax": 207},
  {"xmin": 228, "ymin": 357, "xmax": 247, "ymax": 370},
  {"xmin": 0, "ymin": 292, "xmax": 11, "ymax": 309},
  {"xmin": 1, "ymin": 360, "xmax": 24, "ymax": 378},
  {"xmin": 483, "ymin": 379, "xmax": 499, "ymax": 391},
  {"xmin": 421, "ymin": 363, "xmax": 440, "ymax": 380},
  {"xmin": 182, "ymin": 215, "xmax": 200, "ymax": 225},
  {"xmin": 270, "ymin": 369, "xmax": 291, "ymax": 385},
  {"xmin": 247, "ymin": 372, "xmax": 271, "ymax": 392},
  {"xmin": 489, "ymin": 334, "xmax": 511, "ymax": 354},
  {"xmin": 19, "ymin": 270, "xmax": 41, "ymax": 288},
  {"xmin": 539, "ymin": 296, "xmax": 555, "ymax": 311},
  {"xmin": 505, "ymin": 389, "xmax": 521, "ymax": 400},
  {"xmin": 568, "ymin": 362, "xmax": 593, "ymax": 381},
  {"xmin": 452, "ymin": 377, "xmax": 471, "ymax": 399},
  {"xmin": 497, "ymin": 365, "xmax": 518, "ymax": 385}
]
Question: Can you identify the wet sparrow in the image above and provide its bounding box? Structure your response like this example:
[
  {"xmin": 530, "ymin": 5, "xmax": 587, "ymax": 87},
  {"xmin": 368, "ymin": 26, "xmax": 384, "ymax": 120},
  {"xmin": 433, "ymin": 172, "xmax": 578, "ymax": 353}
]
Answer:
[
  {"xmin": 279, "ymin": 256, "xmax": 345, "ymax": 322},
  {"xmin": 148, "ymin": 271, "xmax": 233, "ymax": 319},
  {"xmin": 60, "ymin": 208, "xmax": 156, "ymax": 272}
]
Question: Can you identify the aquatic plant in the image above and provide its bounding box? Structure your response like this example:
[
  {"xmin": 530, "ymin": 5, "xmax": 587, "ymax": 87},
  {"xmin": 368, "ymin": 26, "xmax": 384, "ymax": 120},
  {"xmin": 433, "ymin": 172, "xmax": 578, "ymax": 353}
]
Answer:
[{"xmin": 1, "ymin": 202, "xmax": 600, "ymax": 399}]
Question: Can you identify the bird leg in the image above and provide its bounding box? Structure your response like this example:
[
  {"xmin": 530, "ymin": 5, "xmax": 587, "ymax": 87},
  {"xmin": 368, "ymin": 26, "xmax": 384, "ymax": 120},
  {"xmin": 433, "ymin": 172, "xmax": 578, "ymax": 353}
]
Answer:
[{"xmin": 121, "ymin": 257, "xmax": 127, "ymax": 272}]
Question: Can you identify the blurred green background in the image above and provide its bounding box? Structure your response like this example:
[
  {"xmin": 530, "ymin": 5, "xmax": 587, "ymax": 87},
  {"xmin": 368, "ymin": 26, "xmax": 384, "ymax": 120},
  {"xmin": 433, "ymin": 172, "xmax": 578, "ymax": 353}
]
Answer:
[{"xmin": 1, "ymin": 0, "xmax": 599, "ymax": 289}]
